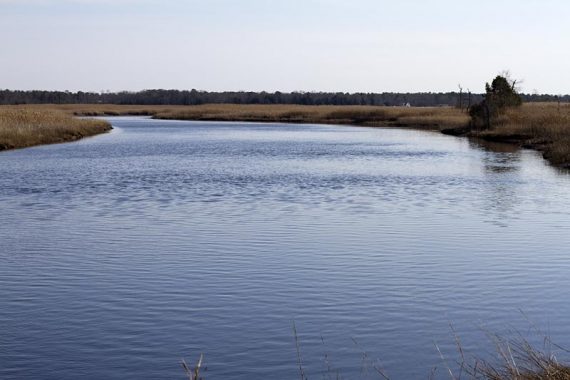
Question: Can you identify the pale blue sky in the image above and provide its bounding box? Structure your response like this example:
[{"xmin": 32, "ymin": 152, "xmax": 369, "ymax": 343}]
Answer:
[{"xmin": 1, "ymin": 0, "xmax": 569, "ymax": 93}]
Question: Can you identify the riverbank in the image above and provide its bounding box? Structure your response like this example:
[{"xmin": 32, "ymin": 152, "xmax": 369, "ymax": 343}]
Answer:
[
  {"xmin": 0, "ymin": 108, "xmax": 112, "ymax": 151},
  {"xmin": 151, "ymin": 104, "xmax": 470, "ymax": 129},
  {"xmin": 83, "ymin": 102, "xmax": 570, "ymax": 169},
  {"xmin": 2, "ymin": 103, "xmax": 569, "ymax": 169},
  {"xmin": 442, "ymin": 102, "xmax": 570, "ymax": 168},
  {"xmin": 480, "ymin": 103, "xmax": 570, "ymax": 168},
  {"xmin": 6, "ymin": 103, "xmax": 469, "ymax": 129}
]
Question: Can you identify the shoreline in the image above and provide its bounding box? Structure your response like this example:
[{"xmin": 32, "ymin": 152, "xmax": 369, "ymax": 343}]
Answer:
[
  {"xmin": 0, "ymin": 125, "xmax": 113, "ymax": 152},
  {"xmin": 0, "ymin": 108, "xmax": 113, "ymax": 152},
  {"xmin": 1, "ymin": 103, "xmax": 568, "ymax": 169}
]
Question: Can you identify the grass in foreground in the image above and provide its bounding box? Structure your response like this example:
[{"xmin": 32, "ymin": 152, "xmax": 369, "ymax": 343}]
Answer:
[
  {"xmin": 182, "ymin": 332, "xmax": 570, "ymax": 380},
  {"xmin": 471, "ymin": 336, "xmax": 570, "ymax": 380},
  {"xmin": 0, "ymin": 108, "xmax": 112, "ymax": 150}
]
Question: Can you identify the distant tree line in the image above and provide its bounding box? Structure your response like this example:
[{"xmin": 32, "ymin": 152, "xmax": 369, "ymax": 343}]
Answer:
[{"xmin": 0, "ymin": 89, "xmax": 567, "ymax": 107}]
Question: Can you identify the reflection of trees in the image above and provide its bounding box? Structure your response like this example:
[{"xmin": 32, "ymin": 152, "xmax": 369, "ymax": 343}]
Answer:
[{"xmin": 469, "ymin": 138, "xmax": 522, "ymax": 227}]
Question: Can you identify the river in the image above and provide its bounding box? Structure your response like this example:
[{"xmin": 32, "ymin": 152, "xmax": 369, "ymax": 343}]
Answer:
[{"xmin": 1, "ymin": 117, "xmax": 570, "ymax": 379}]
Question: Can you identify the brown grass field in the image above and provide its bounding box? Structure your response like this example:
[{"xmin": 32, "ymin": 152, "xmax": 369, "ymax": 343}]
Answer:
[
  {"xmin": 2, "ymin": 103, "xmax": 470, "ymax": 129},
  {"xmin": 151, "ymin": 104, "xmax": 470, "ymax": 129},
  {"xmin": 1, "ymin": 103, "xmax": 570, "ymax": 168},
  {"xmin": 0, "ymin": 108, "xmax": 112, "ymax": 151},
  {"xmin": 479, "ymin": 102, "xmax": 570, "ymax": 167}
]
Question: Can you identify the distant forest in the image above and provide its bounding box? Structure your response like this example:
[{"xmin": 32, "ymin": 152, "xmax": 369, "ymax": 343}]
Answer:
[{"xmin": 0, "ymin": 89, "xmax": 568, "ymax": 107}]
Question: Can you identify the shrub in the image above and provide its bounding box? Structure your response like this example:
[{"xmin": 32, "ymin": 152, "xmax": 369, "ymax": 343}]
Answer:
[{"xmin": 470, "ymin": 75, "xmax": 522, "ymax": 130}]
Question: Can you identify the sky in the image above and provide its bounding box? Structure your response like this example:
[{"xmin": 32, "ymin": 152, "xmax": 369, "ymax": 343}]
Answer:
[{"xmin": 1, "ymin": 0, "xmax": 569, "ymax": 94}]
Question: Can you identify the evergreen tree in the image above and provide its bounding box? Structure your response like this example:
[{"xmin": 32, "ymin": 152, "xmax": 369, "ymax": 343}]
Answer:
[{"xmin": 470, "ymin": 75, "xmax": 522, "ymax": 129}]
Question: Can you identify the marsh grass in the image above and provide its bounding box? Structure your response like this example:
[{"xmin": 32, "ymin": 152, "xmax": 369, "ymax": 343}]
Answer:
[
  {"xmin": 0, "ymin": 108, "xmax": 112, "ymax": 150},
  {"xmin": 478, "ymin": 103, "xmax": 570, "ymax": 167},
  {"xmin": 180, "ymin": 321, "xmax": 570, "ymax": 380},
  {"xmin": 10, "ymin": 104, "xmax": 165, "ymax": 117},
  {"xmin": 470, "ymin": 335, "xmax": 570, "ymax": 380},
  {"xmin": 315, "ymin": 329, "xmax": 570, "ymax": 380},
  {"xmin": 152, "ymin": 104, "xmax": 470, "ymax": 130},
  {"xmin": 56, "ymin": 102, "xmax": 569, "ymax": 166},
  {"xmin": 308, "ymin": 317, "xmax": 570, "ymax": 380},
  {"xmin": 4, "ymin": 102, "xmax": 570, "ymax": 167},
  {"xmin": 2, "ymin": 104, "xmax": 467, "ymax": 129}
]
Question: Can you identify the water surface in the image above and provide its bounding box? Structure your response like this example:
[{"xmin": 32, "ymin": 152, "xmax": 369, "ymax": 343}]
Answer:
[{"xmin": 1, "ymin": 117, "xmax": 570, "ymax": 379}]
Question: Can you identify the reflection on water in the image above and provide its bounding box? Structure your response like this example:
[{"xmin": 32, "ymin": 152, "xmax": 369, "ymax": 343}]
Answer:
[
  {"xmin": 469, "ymin": 137, "xmax": 521, "ymax": 154},
  {"xmin": 468, "ymin": 139, "xmax": 524, "ymax": 226},
  {"xmin": 1, "ymin": 118, "xmax": 570, "ymax": 380}
]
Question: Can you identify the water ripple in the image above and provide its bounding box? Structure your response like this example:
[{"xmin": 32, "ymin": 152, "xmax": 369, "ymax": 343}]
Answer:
[{"xmin": 1, "ymin": 118, "xmax": 570, "ymax": 379}]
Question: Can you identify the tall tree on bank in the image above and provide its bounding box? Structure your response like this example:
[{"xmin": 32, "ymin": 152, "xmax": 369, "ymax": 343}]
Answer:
[{"xmin": 470, "ymin": 74, "xmax": 522, "ymax": 130}]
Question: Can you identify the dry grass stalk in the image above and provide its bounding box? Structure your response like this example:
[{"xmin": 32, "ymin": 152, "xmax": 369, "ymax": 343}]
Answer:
[
  {"xmin": 351, "ymin": 337, "xmax": 390, "ymax": 380},
  {"xmin": 176, "ymin": 329, "xmax": 570, "ymax": 380},
  {"xmin": 181, "ymin": 354, "xmax": 204, "ymax": 380},
  {"xmin": 293, "ymin": 321, "xmax": 307, "ymax": 380},
  {"xmin": 467, "ymin": 335, "xmax": 570, "ymax": 380}
]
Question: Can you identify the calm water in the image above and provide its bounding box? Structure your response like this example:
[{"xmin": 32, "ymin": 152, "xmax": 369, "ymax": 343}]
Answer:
[{"xmin": 1, "ymin": 117, "xmax": 570, "ymax": 379}]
